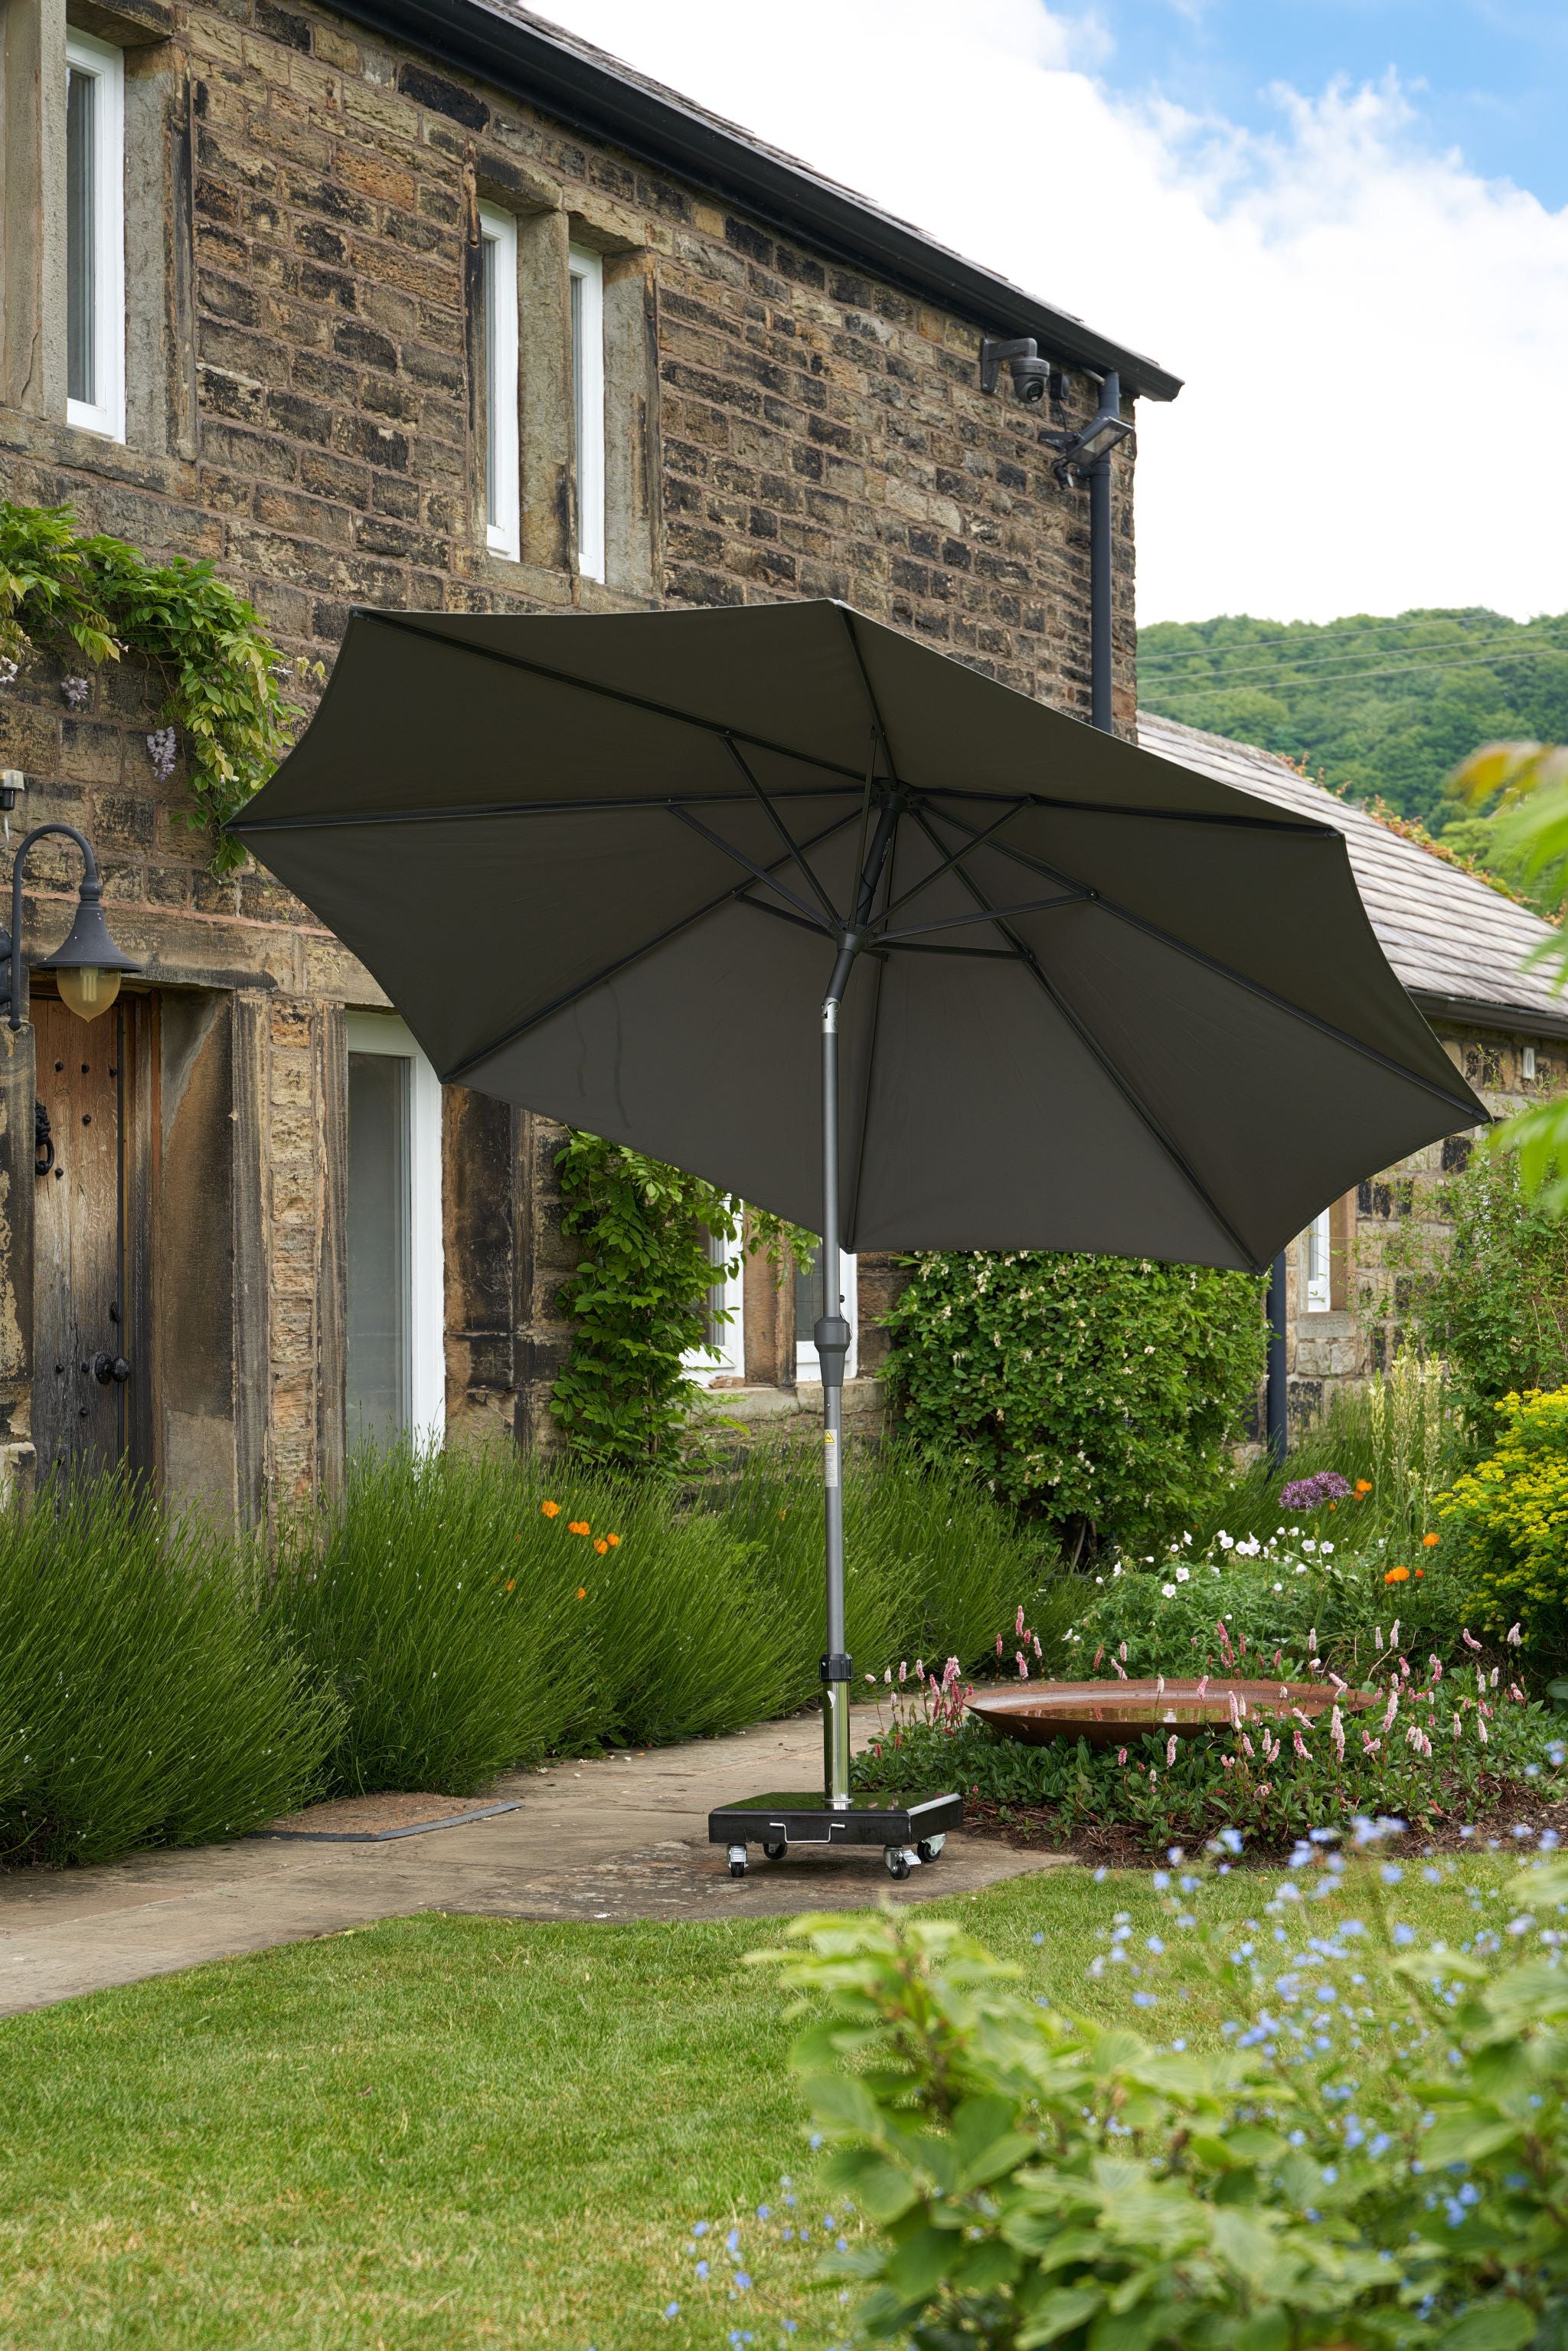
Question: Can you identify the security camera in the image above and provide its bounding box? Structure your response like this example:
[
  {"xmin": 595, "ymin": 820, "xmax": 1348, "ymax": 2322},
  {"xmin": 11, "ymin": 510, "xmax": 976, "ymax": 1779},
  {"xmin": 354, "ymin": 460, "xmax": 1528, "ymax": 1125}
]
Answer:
[{"xmin": 979, "ymin": 336, "xmax": 1050, "ymax": 404}]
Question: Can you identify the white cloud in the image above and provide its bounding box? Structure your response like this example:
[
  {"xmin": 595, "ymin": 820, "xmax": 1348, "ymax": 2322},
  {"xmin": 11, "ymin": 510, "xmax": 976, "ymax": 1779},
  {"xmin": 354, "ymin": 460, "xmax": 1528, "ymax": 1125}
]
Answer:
[{"xmin": 534, "ymin": 0, "xmax": 1568, "ymax": 623}]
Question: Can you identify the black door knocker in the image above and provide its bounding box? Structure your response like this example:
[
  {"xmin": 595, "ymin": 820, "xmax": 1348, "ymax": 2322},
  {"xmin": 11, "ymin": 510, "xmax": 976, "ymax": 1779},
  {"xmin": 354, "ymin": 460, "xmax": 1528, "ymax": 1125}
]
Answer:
[{"xmin": 34, "ymin": 1100, "xmax": 54, "ymax": 1176}]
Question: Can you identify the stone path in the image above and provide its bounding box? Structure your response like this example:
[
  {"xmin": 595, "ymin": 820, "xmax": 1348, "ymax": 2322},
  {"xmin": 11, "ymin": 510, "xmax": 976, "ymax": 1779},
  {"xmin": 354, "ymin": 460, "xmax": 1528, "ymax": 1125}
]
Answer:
[{"xmin": 0, "ymin": 1710, "xmax": 1068, "ymax": 2016}]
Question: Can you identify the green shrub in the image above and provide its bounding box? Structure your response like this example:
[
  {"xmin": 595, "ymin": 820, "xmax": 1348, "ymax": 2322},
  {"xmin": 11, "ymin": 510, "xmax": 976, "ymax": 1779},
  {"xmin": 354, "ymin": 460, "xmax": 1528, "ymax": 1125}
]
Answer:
[
  {"xmin": 1440, "ymin": 1387, "xmax": 1568, "ymax": 1658},
  {"xmin": 756, "ymin": 1838, "xmax": 1568, "ymax": 2349},
  {"xmin": 882, "ymin": 1251, "xmax": 1266, "ymax": 1557},
  {"xmin": 1383, "ymin": 1150, "xmax": 1568, "ymax": 1425},
  {"xmin": 1057, "ymin": 1524, "xmax": 1471, "ymax": 1689},
  {"xmin": 270, "ymin": 1447, "xmax": 594, "ymax": 1794},
  {"xmin": 269, "ymin": 1443, "xmax": 1055, "ymax": 1795},
  {"xmin": 0, "ymin": 1480, "xmax": 333, "ymax": 1867}
]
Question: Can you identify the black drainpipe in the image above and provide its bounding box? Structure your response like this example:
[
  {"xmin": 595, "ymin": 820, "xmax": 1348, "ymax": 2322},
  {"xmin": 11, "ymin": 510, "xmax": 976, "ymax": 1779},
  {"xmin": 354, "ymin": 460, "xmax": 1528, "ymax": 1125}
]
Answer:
[
  {"xmin": 1089, "ymin": 448, "xmax": 1113, "ymax": 733},
  {"xmin": 1266, "ymin": 1252, "xmax": 1288, "ymax": 1463}
]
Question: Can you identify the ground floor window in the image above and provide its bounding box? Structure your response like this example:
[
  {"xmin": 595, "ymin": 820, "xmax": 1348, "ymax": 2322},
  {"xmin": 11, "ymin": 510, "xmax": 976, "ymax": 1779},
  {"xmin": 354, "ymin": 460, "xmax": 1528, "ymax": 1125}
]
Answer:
[
  {"xmin": 1303, "ymin": 1205, "xmax": 1333, "ymax": 1313},
  {"xmin": 794, "ymin": 1242, "xmax": 858, "ymax": 1380},
  {"xmin": 684, "ymin": 1219, "xmax": 746, "ymax": 1385},
  {"xmin": 345, "ymin": 1012, "xmax": 444, "ymax": 1449}
]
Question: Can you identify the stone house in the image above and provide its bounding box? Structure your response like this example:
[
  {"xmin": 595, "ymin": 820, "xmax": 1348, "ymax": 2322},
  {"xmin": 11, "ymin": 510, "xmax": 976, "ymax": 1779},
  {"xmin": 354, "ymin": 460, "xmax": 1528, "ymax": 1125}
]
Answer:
[
  {"xmin": 1138, "ymin": 714, "xmax": 1568, "ymax": 1427},
  {"xmin": 0, "ymin": 0, "xmax": 1181, "ymax": 1516}
]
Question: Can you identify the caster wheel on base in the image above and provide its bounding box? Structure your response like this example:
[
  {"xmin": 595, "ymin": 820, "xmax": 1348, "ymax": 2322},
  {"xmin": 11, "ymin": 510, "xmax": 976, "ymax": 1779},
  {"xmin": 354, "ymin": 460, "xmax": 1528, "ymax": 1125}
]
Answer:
[
  {"xmin": 916, "ymin": 1833, "xmax": 947, "ymax": 1864},
  {"xmin": 727, "ymin": 1843, "xmax": 749, "ymax": 1879},
  {"xmin": 884, "ymin": 1845, "xmax": 918, "ymax": 1882},
  {"xmin": 763, "ymin": 1840, "xmax": 788, "ymax": 1862}
]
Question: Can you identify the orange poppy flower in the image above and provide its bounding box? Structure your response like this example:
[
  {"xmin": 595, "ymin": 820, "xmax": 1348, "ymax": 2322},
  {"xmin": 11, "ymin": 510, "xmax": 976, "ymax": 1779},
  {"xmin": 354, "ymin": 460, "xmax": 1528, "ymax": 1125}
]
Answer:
[
  {"xmin": 1422, "ymin": 1532, "xmax": 1439, "ymax": 1548},
  {"xmin": 1354, "ymin": 1480, "xmax": 1373, "ymax": 1496},
  {"xmin": 541, "ymin": 1501, "xmax": 560, "ymax": 1519},
  {"xmin": 505, "ymin": 1579, "xmax": 515, "ymax": 1593},
  {"xmin": 576, "ymin": 1585, "xmax": 586, "ymax": 1601},
  {"xmin": 1384, "ymin": 1565, "xmax": 1410, "ymax": 1584},
  {"xmin": 568, "ymin": 1520, "xmax": 590, "ymax": 1536},
  {"xmin": 594, "ymin": 1538, "xmax": 609, "ymax": 1555},
  {"xmin": 1415, "ymin": 1567, "xmax": 1425, "ymax": 1579},
  {"xmin": 606, "ymin": 1533, "xmax": 620, "ymax": 1548}
]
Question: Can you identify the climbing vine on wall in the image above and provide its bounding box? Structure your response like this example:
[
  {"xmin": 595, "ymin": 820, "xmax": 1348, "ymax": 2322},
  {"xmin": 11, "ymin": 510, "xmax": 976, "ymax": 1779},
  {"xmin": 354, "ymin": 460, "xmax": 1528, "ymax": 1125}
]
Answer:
[
  {"xmin": 0, "ymin": 501, "xmax": 313, "ymax": 872},
  {"xmin": 550, "ymin": 1130, "xmax": 815, "ymax": 1476}
]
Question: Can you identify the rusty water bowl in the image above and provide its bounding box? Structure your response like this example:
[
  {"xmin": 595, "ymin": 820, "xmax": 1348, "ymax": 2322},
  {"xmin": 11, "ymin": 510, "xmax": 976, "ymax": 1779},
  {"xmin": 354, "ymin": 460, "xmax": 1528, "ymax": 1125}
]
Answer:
[{"xmin": 968, "ymin": 1678, "xmax": 1375, "ymax": 1750}]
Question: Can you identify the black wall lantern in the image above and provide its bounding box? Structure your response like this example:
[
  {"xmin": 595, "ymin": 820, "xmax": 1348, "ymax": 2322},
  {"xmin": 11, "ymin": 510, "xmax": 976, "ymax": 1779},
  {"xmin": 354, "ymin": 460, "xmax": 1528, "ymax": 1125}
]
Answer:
[
  {"xmin": 0, "ymin": 772, "xmax": 142, "ymax": 1028},
  {"xmin": 979, "ymin": 344, "xmax": 1135, "ymax": 734}
]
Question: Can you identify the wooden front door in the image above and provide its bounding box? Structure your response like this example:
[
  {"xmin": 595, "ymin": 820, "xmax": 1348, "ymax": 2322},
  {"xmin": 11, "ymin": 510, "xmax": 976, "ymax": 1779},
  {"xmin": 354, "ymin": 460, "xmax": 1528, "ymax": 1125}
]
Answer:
[{"xmin": 31, "ymin": 993, "xmax": 155, "ymax": 1484}]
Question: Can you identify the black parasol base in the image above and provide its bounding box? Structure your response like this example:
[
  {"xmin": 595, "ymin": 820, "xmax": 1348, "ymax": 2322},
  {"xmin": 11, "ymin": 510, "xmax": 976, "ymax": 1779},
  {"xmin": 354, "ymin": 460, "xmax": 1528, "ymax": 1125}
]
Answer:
[{"xmin": 709, "ymin": 1787, "xmax": 962, "ymax": 1881}]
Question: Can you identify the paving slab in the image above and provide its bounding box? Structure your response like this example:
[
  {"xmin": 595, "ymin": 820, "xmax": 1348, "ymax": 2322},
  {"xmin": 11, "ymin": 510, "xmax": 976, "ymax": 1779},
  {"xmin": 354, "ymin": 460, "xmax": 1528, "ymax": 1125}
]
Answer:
[{"xmin": 0, "ymin": 1711, "xmax": 1069, "ymax": 2016}]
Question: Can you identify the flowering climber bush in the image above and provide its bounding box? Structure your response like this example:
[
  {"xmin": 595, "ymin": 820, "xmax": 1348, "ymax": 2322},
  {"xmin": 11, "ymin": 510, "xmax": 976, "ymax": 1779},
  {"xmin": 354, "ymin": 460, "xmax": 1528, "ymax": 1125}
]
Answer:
[{"xmin": 1440, "ymin": 1386, "xmax": 1568, "ymax": 1661}]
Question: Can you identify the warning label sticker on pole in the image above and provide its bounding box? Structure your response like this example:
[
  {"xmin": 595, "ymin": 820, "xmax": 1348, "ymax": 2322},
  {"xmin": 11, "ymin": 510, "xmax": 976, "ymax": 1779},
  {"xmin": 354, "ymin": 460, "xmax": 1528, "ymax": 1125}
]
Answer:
[{"xmin": 823, "ymin": 1428, "xmax": 839, "ymax": 1488}]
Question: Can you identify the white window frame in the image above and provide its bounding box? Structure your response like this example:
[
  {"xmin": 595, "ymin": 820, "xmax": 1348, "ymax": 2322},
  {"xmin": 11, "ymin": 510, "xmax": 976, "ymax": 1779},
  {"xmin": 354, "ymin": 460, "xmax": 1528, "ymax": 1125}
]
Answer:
[
  {"xmin": 64, "ymin": 29, "xmax": 126, "ymax": 443},
  {"xmin": 797, "ymin": 1249, "xmax": 858, "ymax": 1382},
  {"xmin": 1303, "ymin": 1207, "xmax": 1333, "ymax": 1315},
  {"xmin": 568, "ymin": 243, "xmax": 606, "ymax": 582},
  {"xmin": 345, "ymin": 1011, "xmax": 446, "ymax": 1445},
  {"xmin": 478, "ymin": 204, "xmax": 520, "ymax": 561},
  {"xmin": 683, "ymin": 1218, "xmax": 746, "ymax": 1387}
]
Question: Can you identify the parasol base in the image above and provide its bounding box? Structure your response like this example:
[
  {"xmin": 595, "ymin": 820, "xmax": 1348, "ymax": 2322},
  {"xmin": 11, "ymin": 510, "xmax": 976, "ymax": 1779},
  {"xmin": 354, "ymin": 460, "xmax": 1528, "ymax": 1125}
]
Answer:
[{"xmin": 708, "ymin": 1787, "xmax": 962, "ymax": 1879}]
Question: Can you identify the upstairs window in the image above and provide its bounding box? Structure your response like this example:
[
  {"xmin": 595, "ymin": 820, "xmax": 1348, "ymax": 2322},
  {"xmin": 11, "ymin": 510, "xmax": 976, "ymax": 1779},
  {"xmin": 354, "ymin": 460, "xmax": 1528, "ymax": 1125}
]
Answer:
[
  {"xmin": 478, "ymin": 204, "xmax": 520, "ymax": 560},
  {"xmin": 568, "ymin": 244, "xmax": 605, "ymax": 581},
  {"xmin": 65, "ymin": 31, "xmax": 125, "ymax": 441}
]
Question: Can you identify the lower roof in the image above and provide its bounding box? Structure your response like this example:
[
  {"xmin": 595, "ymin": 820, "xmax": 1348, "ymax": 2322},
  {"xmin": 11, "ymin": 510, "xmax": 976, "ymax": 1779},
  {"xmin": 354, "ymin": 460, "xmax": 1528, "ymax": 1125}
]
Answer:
[{"xmin": 1140, "ymin": 712, "xmax": 1568, "ymax": 1043}]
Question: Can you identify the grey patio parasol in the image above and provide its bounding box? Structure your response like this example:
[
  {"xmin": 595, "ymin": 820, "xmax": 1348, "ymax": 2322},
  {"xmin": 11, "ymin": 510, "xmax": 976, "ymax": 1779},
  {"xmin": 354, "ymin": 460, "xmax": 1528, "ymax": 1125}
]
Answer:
[{"xmin": 231, "ymin": 599, "xmax": 1484, "ymax": 1872}]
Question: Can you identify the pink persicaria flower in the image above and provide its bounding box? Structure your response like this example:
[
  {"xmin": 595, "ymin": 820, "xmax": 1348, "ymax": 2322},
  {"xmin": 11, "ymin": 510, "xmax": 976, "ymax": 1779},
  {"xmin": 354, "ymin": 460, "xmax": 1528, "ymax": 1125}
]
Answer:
[
  {"xmin": 1292, "ymin": 1727, "xmax": 1309, "ymax": 1759},
  {"xmin": 1015, "ymin": 1604, "xmax": 1026, "ymax": 1638},
  {"xmin": 1331, "ymin": 1705, "xmax": 1346, "ymax": 1761},
  {"xmin": 1462, "ymin": 1628, "xmax": 1482, "ymax": 1653},
  {"xmin": 1429, "ymin": 1657, "xmax": 1443, "ymax": 1682},
  {"xmin": 1015, "ymin": 1652, "xmax": 1029, "ymax": 1679},
  {"xmin": 1167, "ymin": 1735, "xmax": 1178, "ymax": 1767},
  {"xmin": 1116, "ymin": 1748, "xmax": 1128, "ymax": 1766},
  {"xmin": 1507, "ymin": 1623, "xmax": 1523, "ymax": 1646},
  {"xmin": 995, "ymin": 1633, "xmax": 1004, "ymax": 1657}
]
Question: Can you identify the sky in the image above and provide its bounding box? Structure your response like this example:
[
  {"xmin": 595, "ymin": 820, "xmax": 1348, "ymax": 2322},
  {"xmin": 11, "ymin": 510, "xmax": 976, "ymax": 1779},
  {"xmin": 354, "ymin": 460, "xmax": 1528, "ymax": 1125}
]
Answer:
[{"xmin": 536, "ymin": 1, "xmax": 1568, "ymax": 628}]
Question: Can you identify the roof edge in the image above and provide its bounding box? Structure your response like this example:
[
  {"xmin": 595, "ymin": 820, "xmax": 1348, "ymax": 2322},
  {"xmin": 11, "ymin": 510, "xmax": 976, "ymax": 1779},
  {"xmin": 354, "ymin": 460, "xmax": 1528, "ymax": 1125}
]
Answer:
[
  {"xmin": 1408, "ymin": 989, "xmax": 1568, "ymax": 1045},
  {"xmin": 339, "ymin": 0, "xmax": 1183, "ymax": 402}
]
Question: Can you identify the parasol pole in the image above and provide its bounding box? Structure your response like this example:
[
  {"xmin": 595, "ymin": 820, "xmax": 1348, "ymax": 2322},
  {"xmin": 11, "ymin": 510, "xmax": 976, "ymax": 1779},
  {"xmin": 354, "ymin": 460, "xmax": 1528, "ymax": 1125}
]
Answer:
[
  {"xmin": 816, "ymin": 937, "xmax": 855, "ymax": 1807},
  {"xmin": 816, "ymin": 794, "xmax": 900, "ymax": 1807}
]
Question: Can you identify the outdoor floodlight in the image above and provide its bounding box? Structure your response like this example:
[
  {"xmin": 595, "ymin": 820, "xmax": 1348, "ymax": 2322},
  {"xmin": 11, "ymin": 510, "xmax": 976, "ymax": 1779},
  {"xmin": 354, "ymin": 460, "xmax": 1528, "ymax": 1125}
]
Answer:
[
  {"xmin": 0, "ymin": 813, "xmax": 142, "ymax": 1029},
  {"xmin": 1047, "ymin": 371, "xmax": 1135, "ymax": 482},
  {"xmin": 978, "ymin": 335, "xmax": 1050, "ymax": 404}
]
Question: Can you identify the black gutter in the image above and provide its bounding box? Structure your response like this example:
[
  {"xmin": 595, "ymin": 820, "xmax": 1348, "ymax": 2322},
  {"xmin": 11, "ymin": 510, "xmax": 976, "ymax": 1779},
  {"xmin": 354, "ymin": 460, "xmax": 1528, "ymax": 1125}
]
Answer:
[
  {"xmin": 338, "ymin": 0, "xmax": 1184, "ymax": 404},
  {"xmin": 1408, "ymin": 989, "xmax": 1568, "ymax": 1046}
]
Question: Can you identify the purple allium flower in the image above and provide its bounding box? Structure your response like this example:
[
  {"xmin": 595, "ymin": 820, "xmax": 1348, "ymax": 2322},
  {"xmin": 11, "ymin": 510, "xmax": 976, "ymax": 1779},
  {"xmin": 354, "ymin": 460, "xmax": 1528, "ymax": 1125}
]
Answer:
[
  {"xmin": 60, "ymin": 676, "xmax": 90, "ymax": 709},
  {"xmin": 146, "ymin": 726, "xmax": 178, "ymax": 782},
  {"xmin": 1279, "ymin": 1470, "xmax": 1352, "ymax": 1512}
]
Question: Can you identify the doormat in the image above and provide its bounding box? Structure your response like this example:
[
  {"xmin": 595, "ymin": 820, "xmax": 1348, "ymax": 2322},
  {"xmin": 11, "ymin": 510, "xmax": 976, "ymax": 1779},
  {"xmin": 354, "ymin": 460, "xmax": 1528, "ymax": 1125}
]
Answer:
[{"xmin": 250, "ymin": 1793, "xmax": 521, "ymax": 1843}]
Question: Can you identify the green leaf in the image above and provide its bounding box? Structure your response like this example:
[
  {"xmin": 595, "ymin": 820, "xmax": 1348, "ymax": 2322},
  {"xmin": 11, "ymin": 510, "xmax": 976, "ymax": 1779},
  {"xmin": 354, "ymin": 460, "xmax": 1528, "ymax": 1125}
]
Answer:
[
  {"xmin": 1017, "ymin": 2286, "xmax": 1106, "ymax": 2348},
  {"xmin": 1438, "ymin": 2303, "xmax": 1540, "ymax": 2351},
  {"xmin": 882, "ymin": 2221, "xmax": 953, "ymax": 2301}
]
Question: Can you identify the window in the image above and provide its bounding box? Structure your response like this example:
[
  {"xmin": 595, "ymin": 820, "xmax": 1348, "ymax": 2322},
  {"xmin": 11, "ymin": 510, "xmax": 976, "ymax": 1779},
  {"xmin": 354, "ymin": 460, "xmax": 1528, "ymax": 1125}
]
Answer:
[
  {"xmin": 795, "ymin": 1244, "xmax": 858, "ymax": 1381},
  {"xmin": 568, "ymin": 244, "xmax": 605, "ymax": 581},
  {"xmin": 65, "ymin": 30, "xmax": 125, "ymax": 441},
  {"xmin": 1303, "ymin": 1207, "xmax": 1332, "ymax": 1314},
  {"xmin": 478, "ymin": 204, "xmax": 519, "ymax": 561},
  {"xmin": 684, "ymin": 1223, "xmax": 746, "ymax": 1386},
  {"xmin": 345, "ymin": 1012, "xmax": 444, "ymax": 1450}
]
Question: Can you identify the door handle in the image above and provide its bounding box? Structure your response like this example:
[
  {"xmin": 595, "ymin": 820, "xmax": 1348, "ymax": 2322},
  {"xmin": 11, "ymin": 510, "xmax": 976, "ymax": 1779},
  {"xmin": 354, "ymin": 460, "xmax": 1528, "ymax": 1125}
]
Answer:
[{"xmin": 93, "ymin": 1352, "xmax": 131, "ymax": 1385}]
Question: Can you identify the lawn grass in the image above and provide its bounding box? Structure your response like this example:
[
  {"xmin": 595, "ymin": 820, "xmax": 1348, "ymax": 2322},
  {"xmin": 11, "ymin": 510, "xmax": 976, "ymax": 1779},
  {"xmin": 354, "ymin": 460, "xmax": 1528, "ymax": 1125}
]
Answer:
[{"xmin": 0, "ymin": 1859, "xmax": 1516, "ymax": 2350}]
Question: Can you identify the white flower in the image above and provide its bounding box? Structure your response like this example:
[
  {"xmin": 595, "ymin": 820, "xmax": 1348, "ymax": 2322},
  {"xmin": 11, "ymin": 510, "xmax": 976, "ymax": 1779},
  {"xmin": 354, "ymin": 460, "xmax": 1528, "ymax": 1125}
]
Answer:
[
  {"xmin": 1161, "ymin": 1582, "xmax": 1177, "ymax": 1599},
  {"xmin": 1174, "ymin": 1566, "xmax": 1190, "ymax": 1583},
  {"xmin": 1218, "ymin": 1532, "xmax": 1235, "ymax": 1552},
  {"xmin": 1302, "ymin": 1539, "xmax": 1317, "ymax": 1554},
  {"xmin": 1321, "ymin": 1543, "xmax": 1334, "ymax": 1555},
  {"xmin": 1272, "ymin": 1582, "xmax": 1283, "ymax": 1593}
]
